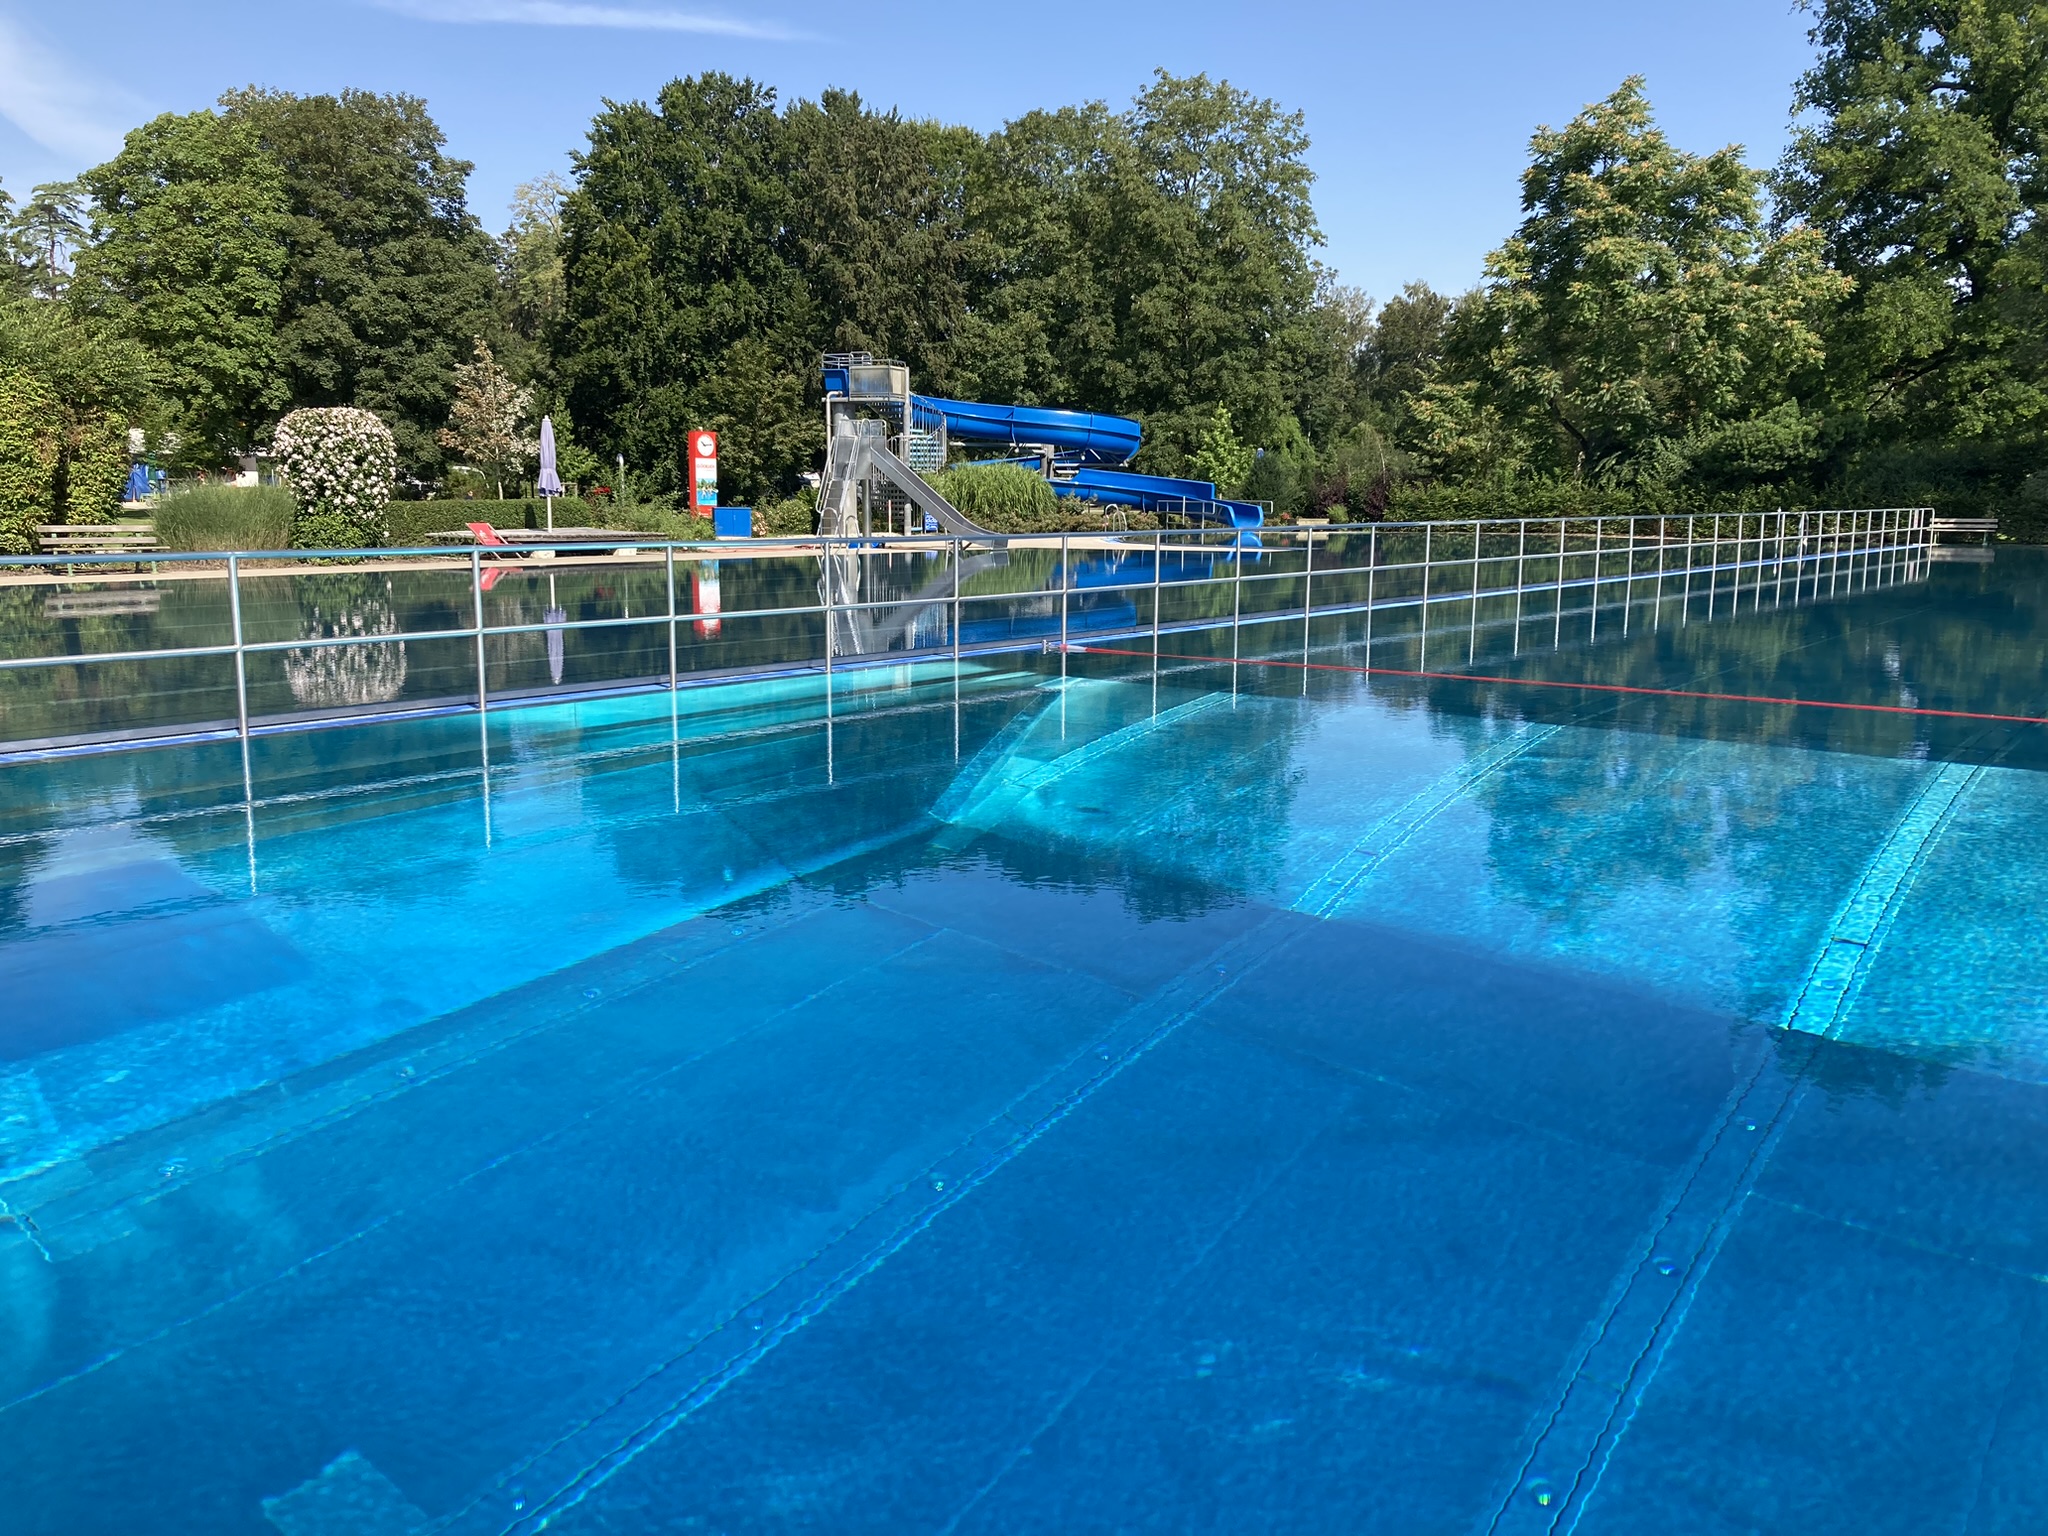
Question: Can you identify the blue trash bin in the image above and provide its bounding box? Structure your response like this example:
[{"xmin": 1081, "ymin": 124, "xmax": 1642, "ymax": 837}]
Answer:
[{"xmin": 713, "ymin": 505, "xmax": 751, "ymax": 539}]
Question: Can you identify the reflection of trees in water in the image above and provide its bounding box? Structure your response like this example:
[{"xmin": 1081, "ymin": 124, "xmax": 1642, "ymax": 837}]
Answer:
[
  {"xmin": 1476, "ymin": 733, "xmax": 1725, "ymax": 928},
  {"xmin": 284, "ymin": 575, "xmax": 408, "ymax": 707}
]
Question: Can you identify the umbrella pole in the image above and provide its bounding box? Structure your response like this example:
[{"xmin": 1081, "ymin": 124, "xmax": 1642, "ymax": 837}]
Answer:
[{"xmin": 546, "ymin": 493, "xmax": 554, "ymax": 531}]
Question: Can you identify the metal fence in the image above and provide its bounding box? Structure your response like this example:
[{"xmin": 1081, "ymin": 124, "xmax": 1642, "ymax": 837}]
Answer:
[{"xmin": 0, "ymin": 508, "xmax": 1933, "ymax": 761}]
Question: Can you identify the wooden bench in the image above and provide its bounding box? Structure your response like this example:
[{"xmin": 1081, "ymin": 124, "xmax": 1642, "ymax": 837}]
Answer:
[
  {"xmin": 36, "ymin": 524, "xmax": 162, "ymax": 558},
  {"xmin": 1929, "ymin": 516, "xmax": 1998, "ymax": 545}
]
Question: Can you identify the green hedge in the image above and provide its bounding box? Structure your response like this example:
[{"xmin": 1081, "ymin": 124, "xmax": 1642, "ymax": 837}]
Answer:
[{"xmin": 381, "ymin": 499, "xmax": 542, "ymax": 547}]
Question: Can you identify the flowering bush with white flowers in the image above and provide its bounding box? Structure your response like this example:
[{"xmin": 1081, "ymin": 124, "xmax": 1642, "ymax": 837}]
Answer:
[{"xmin": 274, "ymin": 407, "xmax": 397, "ymax": 549}]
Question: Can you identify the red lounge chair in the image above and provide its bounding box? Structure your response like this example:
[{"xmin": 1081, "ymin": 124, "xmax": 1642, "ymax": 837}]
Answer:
[{"xmin": 468, "ymin": 522, "xmax": 518, "ymax": 590}]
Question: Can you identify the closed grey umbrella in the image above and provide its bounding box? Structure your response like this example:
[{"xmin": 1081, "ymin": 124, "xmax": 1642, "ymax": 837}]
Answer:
[{"xmin": 537, "ymin": 416, "xmax": 564, "ymax": 531}]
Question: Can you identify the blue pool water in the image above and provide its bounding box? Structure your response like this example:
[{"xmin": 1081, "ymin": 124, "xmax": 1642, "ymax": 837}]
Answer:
[{"xmin": 3, "ymin": 546, "xmax": 2047, "ymax": 1534}]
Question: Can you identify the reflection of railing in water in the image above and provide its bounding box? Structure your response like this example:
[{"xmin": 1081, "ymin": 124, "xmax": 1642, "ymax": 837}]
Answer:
[{"xmin": 0, "ymin": 509, "xmax": 1932, "ymax": 760}]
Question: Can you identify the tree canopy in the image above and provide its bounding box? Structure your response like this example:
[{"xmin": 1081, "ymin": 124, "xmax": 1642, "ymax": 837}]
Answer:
[
  {"xmin": 2, "ymin": 34, "xmax": 2043, "ymax": 534},
  {"xmin": 1412, "ymin": 80, "xmax": 1847, "ymax": 493},
  {"xmin": 1776, "ymin": 0, "xmax": 2048, "ymax": 500}
]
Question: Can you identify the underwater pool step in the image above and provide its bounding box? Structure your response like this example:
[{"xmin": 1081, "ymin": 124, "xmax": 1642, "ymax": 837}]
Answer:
[{"xmin": 1782, "ymin": 760, "xmax": 1986, "ymax": 1038}]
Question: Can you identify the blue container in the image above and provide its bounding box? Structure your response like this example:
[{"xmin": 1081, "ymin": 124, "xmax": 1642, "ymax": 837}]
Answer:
[{"xmin": 713, "ymin": 505, "xmax": 752, "ymax": 539}]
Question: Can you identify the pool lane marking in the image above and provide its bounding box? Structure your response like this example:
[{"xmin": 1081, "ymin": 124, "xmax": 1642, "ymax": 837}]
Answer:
[
  {"xmin": 480, "ymin": 906, "xmax": 1319, "ymax": 1536},
  {"xmin": 1781, "ymin": 760, "xmax": 1988, "ymax": 1037},
  {"xmin": 1290, "ymin": 721, "xmax": 1564, "ymax": 919},
  {"xmin": 1490, "ymin": 737, "xmax": 2010, "ymax": 1535},
  {"xmin": 475, "ymin": 787, "xmax": 1443, "ymax": 1536},
  {"xmin": 1065, "ymin": 646, "xmax": 2048, "ymax": 728}
]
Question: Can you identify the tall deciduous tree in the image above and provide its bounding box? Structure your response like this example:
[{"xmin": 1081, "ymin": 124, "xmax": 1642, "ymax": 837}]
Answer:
[
  {"xmin": 968, "ymin": 73, "xmax": 1329, "ymax": 469},
  {"xmin": 220, "ymin": 87, "xmax": 500, "ymax": 479},
  {"xmin": 1776, "ymin": 0, "xmax": 2048, "ymax": 466},
  {"xmin": 782, "ymin": 92, "xmax": 982, "ymax": 394},
  {"xmin": 498, "ymin": 172, "xmax": 567, "ymax": 372},
  {"xmin": 73, "ymin": 110, "xmax": 290, "ymax": 458},
  {"xmin": 1427, "ymin": 79, "xmax": 1846, "ymax": 487},
  {"xmin": 0, "ymin": 298, "xmax": 152, "ymax": 543},
  {"xmin": 558, "ymin": 73, "xmax": 816, "ymax": 501}
]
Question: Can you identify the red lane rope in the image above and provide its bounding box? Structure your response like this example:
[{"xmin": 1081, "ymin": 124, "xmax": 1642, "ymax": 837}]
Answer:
[{"xmin": 1066, "ymin": 645, "xmax": 2048, "ymax": 727}]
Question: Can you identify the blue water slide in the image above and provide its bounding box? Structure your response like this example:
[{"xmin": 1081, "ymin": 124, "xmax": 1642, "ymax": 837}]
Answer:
[
  {"xmin": 1054, "ymin": 467, "xmax": 1265, "ymax": 530},
  {"xmin": 913, "ymin": 394, "xmax": 1143, "ymax": 465},
  {"xmin": 820, "ymin": 361, "xmax": 1261, "ymax": 529}
]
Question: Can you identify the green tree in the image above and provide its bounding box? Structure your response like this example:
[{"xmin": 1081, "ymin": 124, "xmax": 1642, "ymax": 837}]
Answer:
[
  {"xmin": 1188, "ymin": 405, "xmax": 1253, "ymax": 492},
  {"xmin": 220, "ymin": 87, "xmax": 501, "ymax": 480},
  {"xmin": 1435, "ymin": 79, "xmax": 1846, "ymax": 486},
  {"xmin": 498, "ymin": 172, "xmax": 567, "ymax": 374},
  {"xmin": 1776, "ymin": 0, "xmax": 2048, "ymax": 487},
  {"xmin": 6, "ymin": 181, "xmax": 90, "ymax": 299},
  {"xmin": 0, "ymin": 299, "xmax": 151, "ymax": 545},
  {"xmin": 73, "ymin": 110, "xmax": 289, "ymax": 459},
  {"xmin": 782, "ymin": 92, "xmax": 982, "ymax": 392},
  {"xmin": 969, "ymin": 73, "xmax": 1329, "ymax": 469},
  {"xmin": 558, "ymin": 73, "xmax": 816, "ymax": 502},
  {"xmin": 438, "ymin": 337, "xmax": 533, "ymax": 497},
  {"xmin": 1357, "ymin": 282, "xmax": 1454, "ymax": 423}
]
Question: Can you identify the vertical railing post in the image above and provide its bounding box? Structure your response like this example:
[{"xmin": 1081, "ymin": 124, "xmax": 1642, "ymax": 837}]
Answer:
[
  {"xmin": 1364, "ymin": 525, "xmax": 1377, "ymax": 666},
  {"xmin": 1656, "ymin": 515, "xmax": 1667, "ymax": 629},
  {"xmin": 1230, "ymin": 531, "xmax": 1243, "ymax": 667},
  {"xmin": 952, "ymin": 533, "xmax": 962, "ymax": 664},
  {"xmin": 1152, "ymin": 528, "xmax": 1164, "ymax": 658},
  {"xmin": 226, "ymin": 554, "xmax": 258, "ymax": 892},
  {"xmin": 227, "ymin": 553, "xmax": 250, "ymax": 745},
  {"xmin": 1060, "ymin": 532, "xmax": 1071, "ymax": 663},
  {"xmin": 1554, "ymin": 516, "xmax": 1566, "ymax": 648},
  {"xmin": 1419, "ymin": 522, "xmax": 1433, "ymax": 671},
  {"xmin": 1466, "ymin": 520, "xmax": 1480, "ymax": 663},
  {"xmin": 1300, "ymin": 521, "xmax": 1314, "ymax": 675},
  {"xmin": 470, "ymin": 546, "xmax": 487, "ymax": 716},
  {"xmin": 665, "ymin": 544, "xmax": 678, "ymax": 692},
  {"xmin": 1590, "ymin": 516, "xmax": 1604, "ymax": 639}
]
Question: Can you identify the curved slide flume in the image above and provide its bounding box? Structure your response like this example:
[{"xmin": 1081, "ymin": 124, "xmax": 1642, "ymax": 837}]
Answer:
[
  {"xmin": 911, "ymin": 392, "xmax": 1263, "ymax": 530},
  {"xmin": 913, "ymin": 394, "xmax": 1143, "ymax": 464}
]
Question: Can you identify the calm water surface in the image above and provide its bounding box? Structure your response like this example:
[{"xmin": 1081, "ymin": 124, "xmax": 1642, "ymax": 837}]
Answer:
[{"xmin": 1, "ymin": 545, "xmax": 2045, "ymax": 1535}]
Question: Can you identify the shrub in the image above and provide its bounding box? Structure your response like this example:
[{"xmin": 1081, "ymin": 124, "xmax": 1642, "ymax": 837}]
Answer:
[
  {"xmin": 755, "ymin": 490, "xmax": 817, "ymax": 537},
  {"xmin": 275, "ymin": 406, "xmax": 397, "ymax": 547},
  {"xmin": 930, "ymin": 462, "xmax": 1062, "ymax": 532},
  {"xmin": 384, "ymin": 498, "xmax": 539, "ymax": 547},
  {"xmin": 64, "ymin": 415, "xmax": 130, "ymax": 525},
  {"xmin": 155, "ymin": 484, "xmax": 296, "ymax": 551},
  {"xmin": 0, "ymin": 369, "xmax": 60, "ymax": 554}
]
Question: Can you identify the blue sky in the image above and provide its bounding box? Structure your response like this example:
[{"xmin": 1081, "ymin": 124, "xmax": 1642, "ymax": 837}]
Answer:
[{"xmin": 0, "ymin": 0, "xmax": 1818, "ymax": 301}]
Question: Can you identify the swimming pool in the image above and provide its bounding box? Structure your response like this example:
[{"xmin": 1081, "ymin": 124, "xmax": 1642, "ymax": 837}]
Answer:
[{"xmin": 2, "ymin": 540, "xmax": 2044, "ymax": 1534}]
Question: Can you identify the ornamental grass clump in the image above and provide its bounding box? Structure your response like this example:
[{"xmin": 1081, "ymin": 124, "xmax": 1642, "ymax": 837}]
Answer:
[{"xmin": 274, "ymin": 407, "xmax": 397, "ymax": 549}]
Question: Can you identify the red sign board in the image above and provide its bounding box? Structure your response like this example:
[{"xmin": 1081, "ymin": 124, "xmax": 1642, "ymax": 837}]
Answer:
[{"xmin": 690, "ymin": 431, "xmax": 718, "ymax": 516}]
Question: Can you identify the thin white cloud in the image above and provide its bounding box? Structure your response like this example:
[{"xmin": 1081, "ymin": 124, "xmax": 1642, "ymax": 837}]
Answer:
[
  {"xmin": 0, "ymin": 16, "xmax": 143, "ymax": 164},
  {"xmin": 371, "ymin": 0, "xmax": 810, "ymax": 40}
]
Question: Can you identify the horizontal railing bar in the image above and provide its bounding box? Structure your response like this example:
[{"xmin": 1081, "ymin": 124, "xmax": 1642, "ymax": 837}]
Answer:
[
  {"xmin": 0, "ymin": 538, "xmax": 1925, "ymax": 672},
  {"xmin": 0, "ymin": 509, "xmax": 1937, "ymax": 570},
  {"xmin": 0, "ymin": 519, "xmax": 1929, "ymax": 757}
]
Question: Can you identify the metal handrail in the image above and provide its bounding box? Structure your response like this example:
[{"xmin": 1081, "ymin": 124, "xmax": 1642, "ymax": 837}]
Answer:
[{"xmin": 0, "ymin": 509, "xmax": 1935, "ymax": 758}]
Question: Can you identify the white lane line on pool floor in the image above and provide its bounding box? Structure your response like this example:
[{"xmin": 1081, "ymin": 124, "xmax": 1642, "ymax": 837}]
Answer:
[
  {"xmin": 1486, "ymin": 754, "xmax": 2000, "ymax": 1536},
  {"xmin": 1291, "ymin": 722, "xmax": 1563, "ymax": 919},
  {"xmin": 1782, "ymin": 759, "xmax": 1986, "ymax": 1038},
  {"xmin": 451, "ymin": 904, "xmax": 1326, "ymax": 1536}
]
